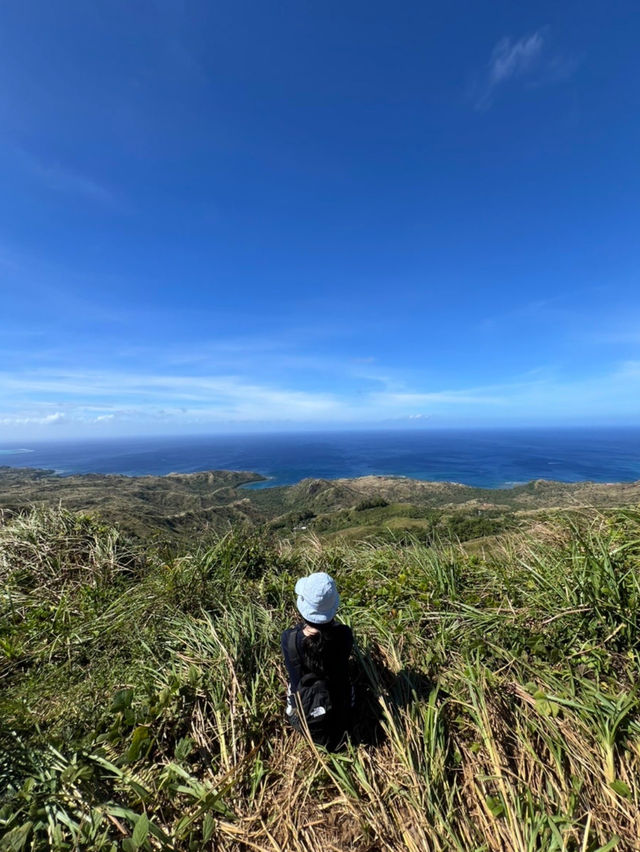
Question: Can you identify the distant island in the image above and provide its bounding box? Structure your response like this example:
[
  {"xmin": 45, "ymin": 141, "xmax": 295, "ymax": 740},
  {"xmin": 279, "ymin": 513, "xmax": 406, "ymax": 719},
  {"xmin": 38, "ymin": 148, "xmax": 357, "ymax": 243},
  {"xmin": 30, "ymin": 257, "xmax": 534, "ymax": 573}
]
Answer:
[{"xmin": 2, "ymin": 465, "xmax": 639, "ymax": 541}]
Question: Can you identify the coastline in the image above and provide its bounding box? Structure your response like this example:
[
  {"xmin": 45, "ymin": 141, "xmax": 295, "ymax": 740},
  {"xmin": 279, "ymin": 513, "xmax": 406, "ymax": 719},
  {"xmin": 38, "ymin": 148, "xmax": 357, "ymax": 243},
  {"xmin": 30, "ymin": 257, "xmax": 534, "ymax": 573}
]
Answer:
[
  {"xmin": 2, "ymin": 463, "xmax": 640, "ymax": 492},
  {"xmin": 2, "ymin": 427, "xmax": 640, "ymax": 489}
]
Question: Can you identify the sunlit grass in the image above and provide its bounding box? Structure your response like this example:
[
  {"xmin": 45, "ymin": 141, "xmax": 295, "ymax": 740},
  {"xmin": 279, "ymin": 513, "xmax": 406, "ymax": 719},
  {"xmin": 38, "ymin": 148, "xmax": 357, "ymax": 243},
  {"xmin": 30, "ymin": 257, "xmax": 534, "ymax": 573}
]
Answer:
[{"xmin": 1, "ymin": 507, "xmax": 639, "ymax": 850}]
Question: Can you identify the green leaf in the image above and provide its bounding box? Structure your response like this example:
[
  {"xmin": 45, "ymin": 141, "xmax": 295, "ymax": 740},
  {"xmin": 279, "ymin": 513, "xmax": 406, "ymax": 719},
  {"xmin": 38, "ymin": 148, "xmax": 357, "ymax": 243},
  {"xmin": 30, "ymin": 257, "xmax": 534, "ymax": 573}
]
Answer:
[
  {"xmin": 594, "ymin": 836, "xmax": 620, "ymax": 852},
  {"xmin": 110, "ymin": 688, "xmax": 134, "ymax": 713},
  {"xmin": 485, "ymin": 795, "xmax": 505, "ymax": 818},
  {"xmin": 129, "ymin": 781, "xmax": 152, "ymax": 801},
  {"xmin": 132, "ymin": 813, "xmax": 149, "ymax": 849},
  {"xmin": 126, "ymin": 725, "xmax": 150, "ymax": 763},
  {"xmin": 610, "ymin": 780, "xmax": 632, "ymax": 798},
  {"xmin": 174, "ymin": 736, "xmax": 194, "ymax": 763},
  {"xmin": 535, "ymin": 697, "xmax": 560, "ymax": 717},
  {"xmin": 104, "ymin": 807, "xmax": 171, "ymax": 845},
  {"xmin": 0, "ymin": 822, "xmax": 32, "ymax": 852},
  {"xmin": 202, "ymin": 813, "xmax": 215, "ymax": 844}
]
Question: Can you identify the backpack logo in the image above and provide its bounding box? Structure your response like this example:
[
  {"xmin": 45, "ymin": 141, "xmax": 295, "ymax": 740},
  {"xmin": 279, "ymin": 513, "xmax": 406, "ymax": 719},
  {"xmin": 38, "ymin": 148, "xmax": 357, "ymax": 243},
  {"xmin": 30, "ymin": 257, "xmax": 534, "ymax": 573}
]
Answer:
[
  {"xmin": 296, "ymin": 673, "xmax": 334, "ymax": 731},
  {"xmin": 309, "ymin": 706, "xmax": 326, "ymax": 718}
]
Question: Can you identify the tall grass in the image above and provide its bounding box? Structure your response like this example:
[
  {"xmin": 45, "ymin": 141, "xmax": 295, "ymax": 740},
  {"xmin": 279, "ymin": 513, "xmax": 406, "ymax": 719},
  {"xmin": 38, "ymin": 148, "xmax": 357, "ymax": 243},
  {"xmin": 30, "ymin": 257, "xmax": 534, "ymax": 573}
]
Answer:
[{"xmin": 1, "ymin": 507, "xmax": 639, "ymax": 850}]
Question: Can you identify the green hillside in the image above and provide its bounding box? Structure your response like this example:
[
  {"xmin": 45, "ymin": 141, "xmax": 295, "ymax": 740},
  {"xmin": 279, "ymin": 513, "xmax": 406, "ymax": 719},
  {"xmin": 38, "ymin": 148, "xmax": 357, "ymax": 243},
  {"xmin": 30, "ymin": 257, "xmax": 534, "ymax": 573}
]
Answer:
[
  {"xmin": 2, "ymin": 504, "xmax": 640, "ymax": 850},
  {"xmin": 2, "ymin": 466, "xmax": 640, "ymax": 544},
  {"xmin": 0, "ymin": 468, "xmax": 266, "ymax": 540}
]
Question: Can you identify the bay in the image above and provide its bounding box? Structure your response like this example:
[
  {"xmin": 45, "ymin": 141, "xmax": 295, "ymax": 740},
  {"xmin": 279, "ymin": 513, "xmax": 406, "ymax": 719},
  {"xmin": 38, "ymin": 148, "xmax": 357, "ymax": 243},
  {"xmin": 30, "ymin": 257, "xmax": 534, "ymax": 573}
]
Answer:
[{"xmin": 1, "ymin": 427, "xmax": 640, "ymax": 489}]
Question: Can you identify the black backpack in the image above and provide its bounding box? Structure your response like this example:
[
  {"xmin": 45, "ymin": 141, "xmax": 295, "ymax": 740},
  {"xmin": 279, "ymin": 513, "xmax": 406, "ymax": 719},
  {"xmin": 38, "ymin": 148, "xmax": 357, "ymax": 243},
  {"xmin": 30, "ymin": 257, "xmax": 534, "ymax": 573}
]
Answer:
[{"xmin": 287, "ymin": 631, "xmax": 343, "ymax": 748}]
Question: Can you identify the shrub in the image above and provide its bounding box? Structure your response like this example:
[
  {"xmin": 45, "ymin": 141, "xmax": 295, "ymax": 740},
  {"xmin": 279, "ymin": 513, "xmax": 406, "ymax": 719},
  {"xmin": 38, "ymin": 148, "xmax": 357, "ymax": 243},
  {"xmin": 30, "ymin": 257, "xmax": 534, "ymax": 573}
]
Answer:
[{"xmin": 355, "ymin": 497, "xmax": 389, "ymax": 511}]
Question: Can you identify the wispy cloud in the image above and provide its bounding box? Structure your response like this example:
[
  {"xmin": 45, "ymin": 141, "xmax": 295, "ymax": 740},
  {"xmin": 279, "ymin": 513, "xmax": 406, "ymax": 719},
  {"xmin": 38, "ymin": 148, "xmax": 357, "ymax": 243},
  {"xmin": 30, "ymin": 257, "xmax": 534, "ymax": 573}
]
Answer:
[
  {"xmin": 37, "ymin": 163, "xmax": 116, "ymax": 205},
  {"xmin": 587, "ymin": 327, "xmax": 640, "ymax": 346},
  {"xmin": 480, "ymin": 296, "xmax": 569, "ymax": 331},
  {"xmin": 472, "ymin": 30, "xmax": 576, "ymax": 110},
  {"xmin": 15, "ymin": 148, "xmax": 120, "ymax": 208},
  {"xmin": 616, "ymin": 360, "xmax": 640, "ymax": 378},
  {"xmin": 0, "ymin": 369, "xmax": 342, "ymax": 428},
  {"xmin": 2, "ymin": 361, "xmax": 640, "ymax": 436},
  {"xmin": 0, "ymin": 411, "xmax": 66, "ymax": 426},
  {"xmin": 474, "ymin": 31, "xmax": 544, "ymax": 109},
  {"xmin": 491, "ymin": 33, "xmax": 544, "ymax": 83},
  {"xmin": 370, "ymin": 390, "xmax": 506, "ymax": 407}
]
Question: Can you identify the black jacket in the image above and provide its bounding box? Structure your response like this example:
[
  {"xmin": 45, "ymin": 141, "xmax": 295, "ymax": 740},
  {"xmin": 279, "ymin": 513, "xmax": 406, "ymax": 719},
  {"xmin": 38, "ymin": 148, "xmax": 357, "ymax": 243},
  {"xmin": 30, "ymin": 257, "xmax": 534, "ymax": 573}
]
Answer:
[{"xmin": 281, "ymin": 622, "xmax": 353, "ymax": 693}]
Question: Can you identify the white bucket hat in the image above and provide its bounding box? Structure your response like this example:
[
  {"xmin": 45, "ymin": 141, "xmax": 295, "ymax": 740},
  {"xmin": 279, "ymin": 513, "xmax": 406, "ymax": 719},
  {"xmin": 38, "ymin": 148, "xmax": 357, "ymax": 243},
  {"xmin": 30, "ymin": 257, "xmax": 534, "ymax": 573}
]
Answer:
[{"xmin": 295, "ymin": 572, "xmax": 340, "ymax": 624}]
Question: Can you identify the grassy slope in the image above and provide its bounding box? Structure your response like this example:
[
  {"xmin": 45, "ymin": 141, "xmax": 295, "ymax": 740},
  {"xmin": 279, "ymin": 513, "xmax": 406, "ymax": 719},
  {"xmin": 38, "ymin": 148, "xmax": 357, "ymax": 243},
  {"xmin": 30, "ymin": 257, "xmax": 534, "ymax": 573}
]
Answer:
[
  {"xmin": 1, "ymin": 506, "xmax": 640, "ymax": 851},
  {"xmin": 0, "ymin": 468, "xmax": 266, "ymax": 539},
  {"xmin": 248, "ymin": 474, "xmax": 640, "ymax": 515},
  {"xmin": 279, "ymin": 501, "xmax": 519, "ymax": 543},
  {"xmin": 3, "ymin": 466, "xmax": 640, "ymax": 545}
]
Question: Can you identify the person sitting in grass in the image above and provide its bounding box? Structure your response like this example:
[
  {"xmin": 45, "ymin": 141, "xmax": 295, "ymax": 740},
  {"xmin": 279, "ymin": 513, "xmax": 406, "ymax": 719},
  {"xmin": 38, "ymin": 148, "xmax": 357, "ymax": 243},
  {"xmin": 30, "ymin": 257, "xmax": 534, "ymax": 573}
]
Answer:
[{"xmin": 281, "ymin": 572, "xmax": 354, "ymax": 751}]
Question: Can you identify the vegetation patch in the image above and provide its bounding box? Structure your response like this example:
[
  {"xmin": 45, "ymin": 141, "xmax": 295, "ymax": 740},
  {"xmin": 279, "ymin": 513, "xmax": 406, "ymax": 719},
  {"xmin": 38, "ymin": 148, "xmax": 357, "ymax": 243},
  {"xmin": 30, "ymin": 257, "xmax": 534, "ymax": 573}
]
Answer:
[
  {"xmin": 1, "ymin": 506, "xmax": 640, "ymax": 850},
  {"xmin": 355, "ymin": 497, "xmax": 389, "ymax": 511}
]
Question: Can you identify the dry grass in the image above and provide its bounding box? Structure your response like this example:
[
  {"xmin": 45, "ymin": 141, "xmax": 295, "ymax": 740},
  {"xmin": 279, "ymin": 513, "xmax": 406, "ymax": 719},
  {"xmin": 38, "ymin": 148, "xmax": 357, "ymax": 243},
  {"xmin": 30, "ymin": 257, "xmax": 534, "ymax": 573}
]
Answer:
[{"xmin": 1, "ymin": 507, "xmax": 640, "ymax": 850}]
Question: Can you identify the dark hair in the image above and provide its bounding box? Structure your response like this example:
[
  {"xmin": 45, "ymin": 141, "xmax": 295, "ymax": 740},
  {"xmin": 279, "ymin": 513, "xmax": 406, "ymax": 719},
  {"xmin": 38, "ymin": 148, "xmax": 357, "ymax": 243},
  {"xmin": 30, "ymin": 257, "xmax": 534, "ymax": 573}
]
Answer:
[{"xmin": 301, "ymin": 619, "xmax": 334, "ymax": 677}]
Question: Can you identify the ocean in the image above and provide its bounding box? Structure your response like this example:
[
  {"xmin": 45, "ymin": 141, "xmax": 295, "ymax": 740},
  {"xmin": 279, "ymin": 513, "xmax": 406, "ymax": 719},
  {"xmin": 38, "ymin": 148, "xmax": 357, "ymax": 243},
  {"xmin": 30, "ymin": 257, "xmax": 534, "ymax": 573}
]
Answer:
[{"xmin": 1, "ymin": 427, "xmax": 640, "ymax": 489}]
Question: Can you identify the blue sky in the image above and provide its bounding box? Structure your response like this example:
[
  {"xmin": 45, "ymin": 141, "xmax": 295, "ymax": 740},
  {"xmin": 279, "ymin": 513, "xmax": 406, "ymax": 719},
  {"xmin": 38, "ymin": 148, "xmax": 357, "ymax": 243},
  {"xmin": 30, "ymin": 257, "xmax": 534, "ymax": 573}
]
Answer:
[{"xmin": 1, "ymin": 0, "xmax": 640, "ymax": 438}]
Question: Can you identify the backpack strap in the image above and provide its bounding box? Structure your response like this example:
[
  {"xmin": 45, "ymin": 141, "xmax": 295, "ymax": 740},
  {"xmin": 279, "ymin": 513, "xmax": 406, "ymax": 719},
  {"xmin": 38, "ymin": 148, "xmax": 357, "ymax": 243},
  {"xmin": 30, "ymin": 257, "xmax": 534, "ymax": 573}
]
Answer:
[{"xmin": 287, "ymin": 628, "xmax": 305, "ymax": 690}]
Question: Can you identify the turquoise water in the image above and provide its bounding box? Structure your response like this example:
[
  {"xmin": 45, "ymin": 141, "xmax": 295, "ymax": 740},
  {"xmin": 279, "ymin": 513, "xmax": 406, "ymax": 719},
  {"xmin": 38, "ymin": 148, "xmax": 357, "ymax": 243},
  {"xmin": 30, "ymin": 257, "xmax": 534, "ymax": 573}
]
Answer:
[{"xmin": 1, "ymin": 427, "xmax": 640, "ymax": 488}]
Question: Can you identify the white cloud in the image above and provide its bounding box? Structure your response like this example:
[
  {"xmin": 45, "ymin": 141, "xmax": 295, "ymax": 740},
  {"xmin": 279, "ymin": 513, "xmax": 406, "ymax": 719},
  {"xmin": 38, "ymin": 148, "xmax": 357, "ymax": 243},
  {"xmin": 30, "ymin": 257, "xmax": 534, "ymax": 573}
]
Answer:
[
  {"xmin": 2, "ymin": 361, "xmax": 640, "ymax": 436},
  {"xmin": 488, "ymin": 32, "xmax": 544, "ymax": 87},
  {"xmin": 0, "ymin": 369, "xmax": 342, "ymax": 430},
  {"xmin": 472, "ymin": 30, "xmax": 575, "ymax": 110},
  {"xmin": 0, "ymin": 370, "xmax": 340, "ymax": 415},
  {"xmin": 371, "ymin": 390, "xmax": 506, "ymax": 407},
  {"xmin": 0, "ymin": 411, "xmax": 66, "ymax": 426}
]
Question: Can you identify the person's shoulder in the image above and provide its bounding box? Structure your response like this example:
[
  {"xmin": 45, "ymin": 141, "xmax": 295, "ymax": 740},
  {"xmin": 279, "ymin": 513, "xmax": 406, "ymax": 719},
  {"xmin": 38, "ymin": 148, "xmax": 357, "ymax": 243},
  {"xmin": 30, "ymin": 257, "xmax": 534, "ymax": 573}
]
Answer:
[
  {"xmin": 281, "ymin": 623, "xmax": 303, "ymax": 644},
  {"xmin": 281, "ymin": 625, "xmax": 295, "ymax": 646}
]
